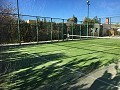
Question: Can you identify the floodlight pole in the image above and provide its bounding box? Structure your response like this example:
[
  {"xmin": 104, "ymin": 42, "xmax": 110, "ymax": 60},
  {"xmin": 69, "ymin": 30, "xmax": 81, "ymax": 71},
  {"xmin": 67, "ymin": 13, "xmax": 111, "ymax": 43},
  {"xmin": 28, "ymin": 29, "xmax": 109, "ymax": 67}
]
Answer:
[
  {"xmin": 87, "ymin": 0, "xmax": 90, "ymax": 38},
  {"xmin": 17, "ymin": 0, "xmax": 21, "ymax": 45},
  {"xmin": 87, "ymin": 0, "xmax": 90, "ymax": 18}
]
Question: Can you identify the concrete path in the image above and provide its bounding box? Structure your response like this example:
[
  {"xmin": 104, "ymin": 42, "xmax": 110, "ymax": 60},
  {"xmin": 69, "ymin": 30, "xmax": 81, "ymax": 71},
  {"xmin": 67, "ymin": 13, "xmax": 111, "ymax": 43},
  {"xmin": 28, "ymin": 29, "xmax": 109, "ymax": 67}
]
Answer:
[{"xmin": 69, "ymin": 61, "xmax": 120, "ymax": 90}]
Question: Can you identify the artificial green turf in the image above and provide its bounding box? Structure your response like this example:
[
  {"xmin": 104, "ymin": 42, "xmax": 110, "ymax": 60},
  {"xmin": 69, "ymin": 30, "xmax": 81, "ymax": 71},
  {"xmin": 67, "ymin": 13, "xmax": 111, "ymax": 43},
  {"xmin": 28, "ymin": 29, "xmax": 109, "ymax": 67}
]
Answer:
[{"xmin": 0, "ymin": 39, "xmax": 120, "ymax": 90}]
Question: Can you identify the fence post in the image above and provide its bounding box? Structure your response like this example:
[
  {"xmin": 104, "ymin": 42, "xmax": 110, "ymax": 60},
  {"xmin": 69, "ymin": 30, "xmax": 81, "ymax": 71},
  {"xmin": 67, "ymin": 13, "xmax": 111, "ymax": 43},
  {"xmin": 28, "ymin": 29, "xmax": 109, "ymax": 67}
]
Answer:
[
  {"xmin": 72, "ymin": 23, "xmax": 74, "ymax": 40},
  {"xmin": 110, "ymin": 17, "xmax": 111, "ymax": 29},
  {"xmin": 58, "ymin": 26, "xmax": 59, "ymax": 41},
  {"xmin": 17, "ymin": 0, "xmax": 21, "ymax": 45},
  {"xmin": 93, "ymin": 21, "xmax": 95, "ymax": 37},
  {"xmin": 87, "ymin": 21, "xmax": 89, "ymax": 38},
  {"xmin": 98, "ymin": 28, "xmax": 99, "ymax": 37},
  {"xmin": 67, "ymin": 25, "xmax": 68, "ymax": 41},
  {"xmin": 62, "ymin": 19, "xmax": 64, "ymax": 41},
  {"xmin": 51, "ymin": 18, "xmax": 53, "ymax": 42},
  {"xmin": 36, "ymin": 17, "xmax": 39, "ymax": 43},
  {"xmin": 80, "ymin": 21, "xmax": 82, "ymax": 39}
]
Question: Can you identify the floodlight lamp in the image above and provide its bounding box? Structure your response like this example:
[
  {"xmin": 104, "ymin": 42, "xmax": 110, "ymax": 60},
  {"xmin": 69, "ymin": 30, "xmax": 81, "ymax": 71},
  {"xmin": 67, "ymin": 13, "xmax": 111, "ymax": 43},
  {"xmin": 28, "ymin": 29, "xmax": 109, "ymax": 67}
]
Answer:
[
  {"xmin": 87, "ymin": 0, "xmax": 89, "ymax": 3},
  {"xmin": 87, "ymin": 0, "xmax": 90, "ymax": 5}
]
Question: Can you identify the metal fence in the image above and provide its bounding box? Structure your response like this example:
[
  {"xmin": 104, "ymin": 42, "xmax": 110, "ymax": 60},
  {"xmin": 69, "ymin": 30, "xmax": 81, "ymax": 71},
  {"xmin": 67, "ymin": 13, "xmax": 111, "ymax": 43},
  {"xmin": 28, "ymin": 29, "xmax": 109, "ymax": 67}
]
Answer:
[
  {"xmin": 0, "ymin": 13, "xmax": 82, "ymax": 44},
  {"xmin": 1, "ymin": 13, "xmax": 120, "ymax": 44}
]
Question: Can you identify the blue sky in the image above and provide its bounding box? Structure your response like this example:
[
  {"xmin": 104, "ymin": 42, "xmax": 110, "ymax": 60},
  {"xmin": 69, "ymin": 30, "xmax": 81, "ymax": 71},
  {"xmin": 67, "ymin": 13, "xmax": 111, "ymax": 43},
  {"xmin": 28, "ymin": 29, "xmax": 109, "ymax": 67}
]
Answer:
[{"xmin": 4, "ymin": 0, "xmax": 120, "ymax": 20}]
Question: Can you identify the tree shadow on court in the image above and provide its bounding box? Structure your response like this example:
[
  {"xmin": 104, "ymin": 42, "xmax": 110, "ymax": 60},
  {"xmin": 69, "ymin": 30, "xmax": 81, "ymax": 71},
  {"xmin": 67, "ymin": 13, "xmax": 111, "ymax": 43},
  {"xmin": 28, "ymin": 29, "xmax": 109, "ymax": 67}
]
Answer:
[
  {"xmin": 58, "ymin": 59, "xmax": 101, "ymax": 90},
  {"xmin": 2, "ymin": 60, "xmax": 85, "ymax": 90},
  {"xmin": 89, "ymin": 69, "xmax": 120, "ymax": 90},
  {"xmin": 1, "ymin": 42, "xmax": 119, "ymax": 90},
  {"xmin": 0, "ymin": 50, "xmax": 103, "ymax": 90},
  {"xmin": 0, "ymin": 51, "xmax": 66, "ymax": 89},
  {"xmin": 0, "ymin": 51, "xmax": 65, "ymax": 74}
]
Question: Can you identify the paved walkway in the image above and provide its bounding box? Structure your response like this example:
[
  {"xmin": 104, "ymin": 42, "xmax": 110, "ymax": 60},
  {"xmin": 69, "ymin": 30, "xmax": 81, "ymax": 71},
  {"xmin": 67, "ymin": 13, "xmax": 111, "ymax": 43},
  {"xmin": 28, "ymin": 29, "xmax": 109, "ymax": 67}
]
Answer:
[{"xmin": 70, "ymin": 61, "xmax": 120, "ymax": 90}]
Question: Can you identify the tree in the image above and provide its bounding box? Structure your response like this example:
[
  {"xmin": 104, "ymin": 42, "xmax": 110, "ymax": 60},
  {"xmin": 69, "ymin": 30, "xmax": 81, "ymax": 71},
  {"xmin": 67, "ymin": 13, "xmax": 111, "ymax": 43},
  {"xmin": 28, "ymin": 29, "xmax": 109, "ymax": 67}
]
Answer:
[
  {"xmin": 83, "ymin": 17, "xmax": 92, "ymax": 25},
  {"xmin": 67, "ymin": 15, "xmax": 78, "ymax": 25},
  {"xmin": 0, "ymin": 1, "xmax": 17, "ymax": 43},
  {"xmin": 83, "ymin": 16, "xmax": 101, "ymax": 25},
  {"xmin": 92, "ymin": 16, "xmax": 101, "ymax": 24},
  {"xmin": 0, "ymin": 1, "xmax": 16, "ymax": 24}
]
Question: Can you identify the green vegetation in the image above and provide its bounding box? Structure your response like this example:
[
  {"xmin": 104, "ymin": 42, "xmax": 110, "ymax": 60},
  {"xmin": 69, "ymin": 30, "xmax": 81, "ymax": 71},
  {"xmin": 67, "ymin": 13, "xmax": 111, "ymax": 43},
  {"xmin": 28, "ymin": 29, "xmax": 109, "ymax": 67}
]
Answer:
[
  {"xmin": 0, "ymin": 1, "xmax": 101, "ymax": 44},
  {"xmin": 0, "ymin": 39, "xmax": 120, "ymax": 90}
]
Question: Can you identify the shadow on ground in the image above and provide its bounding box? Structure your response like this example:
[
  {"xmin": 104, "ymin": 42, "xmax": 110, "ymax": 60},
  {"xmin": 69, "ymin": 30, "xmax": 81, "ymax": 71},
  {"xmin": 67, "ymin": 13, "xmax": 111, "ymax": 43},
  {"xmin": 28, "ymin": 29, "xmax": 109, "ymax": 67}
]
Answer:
[
  {"xmin": 0, "ymin": 42, "xmax": 120, "ymax": 90},
  {"xmin": 89, "ymin": 69, "xmax": 120, "ymax": 90},
  {"xmin": 0, "ymin": 49, "xmax": 103, "ymax": 90}
]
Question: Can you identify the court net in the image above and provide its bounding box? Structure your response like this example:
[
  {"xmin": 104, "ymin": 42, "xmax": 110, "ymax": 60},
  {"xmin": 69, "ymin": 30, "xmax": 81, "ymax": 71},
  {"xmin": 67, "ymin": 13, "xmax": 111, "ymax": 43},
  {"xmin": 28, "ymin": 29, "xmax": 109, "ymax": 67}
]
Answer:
[{"xmin": 64, "ymin": 34, "xmax": 99, "ymax": 40}]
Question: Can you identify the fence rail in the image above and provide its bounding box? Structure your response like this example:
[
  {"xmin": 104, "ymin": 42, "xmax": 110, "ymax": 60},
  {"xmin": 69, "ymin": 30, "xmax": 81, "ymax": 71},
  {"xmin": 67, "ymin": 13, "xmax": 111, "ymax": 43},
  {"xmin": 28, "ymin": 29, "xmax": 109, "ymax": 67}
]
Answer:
[{"xmin": 0, "ymin": 13, "xmax": 120, "ymax": 44}]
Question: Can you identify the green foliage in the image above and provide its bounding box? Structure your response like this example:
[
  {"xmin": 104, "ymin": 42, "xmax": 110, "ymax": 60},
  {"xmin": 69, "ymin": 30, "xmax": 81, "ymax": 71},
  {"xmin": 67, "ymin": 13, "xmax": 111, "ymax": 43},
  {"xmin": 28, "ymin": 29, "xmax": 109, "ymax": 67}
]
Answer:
[
  {"xmin": 83, "ymin": 16, "xmax": 100, "ymax": 25},
  {"xmin": 92, "ymin": 16, "xmax": 101, "ymax": 24},
  {"xmin": 67, "ymin": 15, "xmax": 78, "ymax": 25}
]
